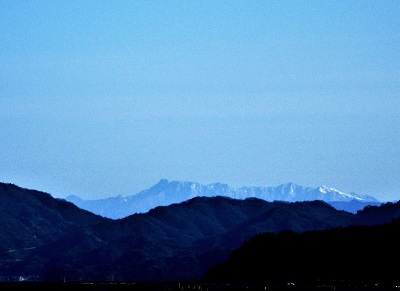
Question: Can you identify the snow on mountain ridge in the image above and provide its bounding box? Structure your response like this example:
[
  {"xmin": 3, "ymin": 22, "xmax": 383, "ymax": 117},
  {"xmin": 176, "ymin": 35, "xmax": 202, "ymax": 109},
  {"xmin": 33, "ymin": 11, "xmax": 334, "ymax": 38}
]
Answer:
[
  {"xmin": 65, "ymin": 179, "xmax": 380, "ymax": 219},
  {"xmin": 319, "ymin": 185, "xmax": 346, "ymax": 195},
  {"xmin": 126, "ymin": 180, "xmax": 376, "ymax": 203}
]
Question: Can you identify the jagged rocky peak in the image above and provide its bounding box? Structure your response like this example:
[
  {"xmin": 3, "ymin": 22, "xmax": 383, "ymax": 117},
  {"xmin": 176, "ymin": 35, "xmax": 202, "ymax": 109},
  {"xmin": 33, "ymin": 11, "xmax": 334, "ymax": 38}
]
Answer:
[
  {"xmin": 148, "ymin": 179, "xmax": 231, "ymax": 195},
  {"xmin": 276, "ymin": 182, "xmax": 308, "ymax": 194},
  {"xmin": 150, "ymin": 179, "xmax": 197, "ymax": 190},
  {"xmin": 151, "ymin": 179, "xmax": 170, "ymax": 189}
]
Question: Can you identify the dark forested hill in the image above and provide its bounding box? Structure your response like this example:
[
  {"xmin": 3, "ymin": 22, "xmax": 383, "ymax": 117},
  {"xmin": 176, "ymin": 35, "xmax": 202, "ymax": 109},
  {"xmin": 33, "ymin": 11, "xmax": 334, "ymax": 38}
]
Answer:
[
  {"xmin": 0, "ymin": 183, "xmax": 109, "ymax": 280},
  {"xmin": 0, "ymin": 183, "xmax": 106, "ymax": 253},
  {"xmin": 1, "ymin": 182, "xmax": 400, "ymax": 283},
  {"xmin": 204, "ymin": 218, "xmax": 400, "ymax": 288}
]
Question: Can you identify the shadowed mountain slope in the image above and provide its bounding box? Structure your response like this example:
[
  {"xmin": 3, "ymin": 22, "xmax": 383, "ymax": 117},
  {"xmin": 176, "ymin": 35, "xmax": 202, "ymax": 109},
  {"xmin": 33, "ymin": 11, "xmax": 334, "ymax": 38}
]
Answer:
[
  {"xmin": 1, "ymin": 182, "xmax": 399, "ymax": 282},
  {"xmin": 0, "ymin": 183, "xmax": 107, "ymax": 252},
  {"xmin": 204, "ymin": 218, "xmax": 400, "ymax": 287}
]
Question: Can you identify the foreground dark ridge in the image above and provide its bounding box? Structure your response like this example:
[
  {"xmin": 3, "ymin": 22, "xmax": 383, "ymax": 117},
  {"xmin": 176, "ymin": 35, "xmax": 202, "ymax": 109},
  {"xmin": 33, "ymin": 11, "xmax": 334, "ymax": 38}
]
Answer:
[
  {"xmin": 1, "ymin": 182, "xmax": 400, "ymax": 283},
  {"xmin": 1, "ymin": 281, "xmax": 400, "ymax": 291},
  {"xmin": 204, "ymin": 218, "xmax": 400, "ymax": 285}
]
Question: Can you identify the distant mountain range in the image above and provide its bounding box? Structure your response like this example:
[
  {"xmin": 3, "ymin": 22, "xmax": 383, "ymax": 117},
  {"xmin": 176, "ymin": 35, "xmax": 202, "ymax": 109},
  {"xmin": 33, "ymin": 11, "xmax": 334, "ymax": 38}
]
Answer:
[
  {"xmin": 1, "ymin": 181, "xmax": 398, "ymax": 283},
  {"xmin": 66, "ymin": 179, "xmax": 381, "ymax": 219}
]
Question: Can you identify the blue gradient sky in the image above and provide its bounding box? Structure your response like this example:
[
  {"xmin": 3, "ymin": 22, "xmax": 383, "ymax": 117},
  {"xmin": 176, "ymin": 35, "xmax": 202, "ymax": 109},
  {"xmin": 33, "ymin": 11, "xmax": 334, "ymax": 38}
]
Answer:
[{"xmin": 1, "ymin": 1, "xmax": 399, "ymax": 201}]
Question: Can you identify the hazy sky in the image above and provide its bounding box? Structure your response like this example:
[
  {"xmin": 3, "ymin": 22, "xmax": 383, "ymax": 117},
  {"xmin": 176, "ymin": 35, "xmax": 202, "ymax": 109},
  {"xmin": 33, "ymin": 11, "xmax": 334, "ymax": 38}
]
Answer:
[{"xmin": 1, "ymin": 1, "xmax": 399, "ymax": 201}]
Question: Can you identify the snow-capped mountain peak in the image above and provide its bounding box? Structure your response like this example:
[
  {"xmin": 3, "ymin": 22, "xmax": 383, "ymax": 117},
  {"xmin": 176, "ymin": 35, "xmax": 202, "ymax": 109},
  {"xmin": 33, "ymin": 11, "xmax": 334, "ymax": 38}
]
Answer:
[
  {"xmin": 315, "ymin": 185, "xmax": 366, "ymax": 201},
  {"xmin": 318, "ymin": 185, "xmax": 346, "ymax": 195},
  {"xmin": 66, "ymin": 179, "xmax": 380, "ymax": 219}
]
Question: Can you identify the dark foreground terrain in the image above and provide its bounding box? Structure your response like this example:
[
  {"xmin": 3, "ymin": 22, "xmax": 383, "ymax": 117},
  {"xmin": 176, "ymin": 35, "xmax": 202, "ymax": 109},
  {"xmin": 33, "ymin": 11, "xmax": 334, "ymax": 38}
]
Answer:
[
  {"xmin": 2, "ymin": 182, "xmax": 400, "ymax": 288},
  {"xmin": 1, "ymin": 281, "xmax": 400, "ymax": 291}
]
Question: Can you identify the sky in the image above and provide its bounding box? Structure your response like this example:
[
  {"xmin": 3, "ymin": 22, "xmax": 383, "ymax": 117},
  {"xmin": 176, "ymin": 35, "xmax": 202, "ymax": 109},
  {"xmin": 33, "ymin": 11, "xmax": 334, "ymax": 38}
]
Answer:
[{"xmin": 1, "ymin": 0, "xmax": 399, "ymax": 202}]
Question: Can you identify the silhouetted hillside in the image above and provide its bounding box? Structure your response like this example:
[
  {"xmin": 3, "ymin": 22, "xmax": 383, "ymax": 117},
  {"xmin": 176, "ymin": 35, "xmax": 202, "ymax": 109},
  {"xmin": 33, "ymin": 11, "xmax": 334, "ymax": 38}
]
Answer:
[
  {"xmin": 328, "ymin": 200, "xmax": 382, "ymax": 214},
  {"xmin": 1, "ymin": 182, "xmax": 400, "ymax": 283},
  {"xmin": 204, "ymin": 218, "xmax": 400, "ymax": 288},
  {"xmin": 27, "ymin": 198, "xmax": 356, "ymax": 282},
  {"xmin": 0, "ymin": 183, "xmax": 109, "ymax": 280}
]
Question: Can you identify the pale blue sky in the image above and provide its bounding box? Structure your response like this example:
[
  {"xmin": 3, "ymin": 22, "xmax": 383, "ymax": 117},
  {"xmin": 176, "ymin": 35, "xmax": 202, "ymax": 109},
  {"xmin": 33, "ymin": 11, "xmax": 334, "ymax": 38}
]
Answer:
[{"xmin": 1, "ymin": 0, "xmax": 399, "ymax": 201}]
